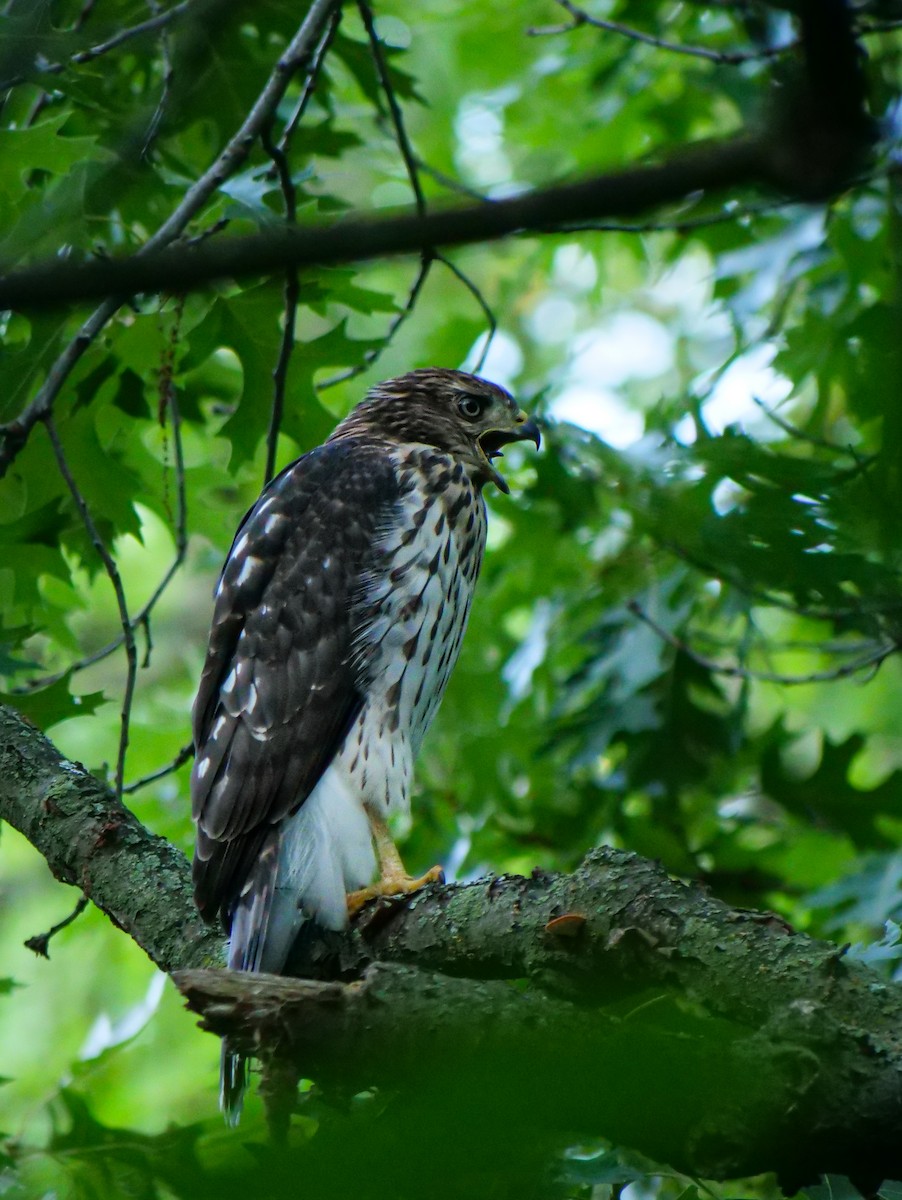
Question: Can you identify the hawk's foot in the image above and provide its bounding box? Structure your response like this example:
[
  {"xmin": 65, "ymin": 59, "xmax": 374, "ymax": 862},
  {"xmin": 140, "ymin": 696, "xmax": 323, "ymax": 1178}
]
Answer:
[{"xmin": 347, "ymin": 864, "xmax": 445, "ymax": 917}]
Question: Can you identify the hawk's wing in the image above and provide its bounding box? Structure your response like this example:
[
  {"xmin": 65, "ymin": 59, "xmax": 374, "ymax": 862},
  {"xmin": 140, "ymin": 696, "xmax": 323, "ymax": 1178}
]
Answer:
[{"xmin": 191, "ymin": 437, "xmax": 399, "ymax": 926}]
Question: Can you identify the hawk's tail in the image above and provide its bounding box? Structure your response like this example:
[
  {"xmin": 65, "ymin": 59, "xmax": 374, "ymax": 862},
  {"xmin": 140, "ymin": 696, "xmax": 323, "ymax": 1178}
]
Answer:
[
  {"xmin": 220, "ymin": 1044, "xmax": 248, "ymax": 1127},
  {"xmin": 218, "ymin": 830, "xmax": 282, "ymax": 1125},
  {"xmin": 218, "ymin": 771, "xmax": 377, "ymax": 1123}
]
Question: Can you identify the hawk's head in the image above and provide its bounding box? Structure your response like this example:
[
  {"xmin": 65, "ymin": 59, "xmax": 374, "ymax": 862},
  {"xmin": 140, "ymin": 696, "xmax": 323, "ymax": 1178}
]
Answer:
[{"xmin": 334, "ymin": 368, "xmax": 541, "ymax": 494}]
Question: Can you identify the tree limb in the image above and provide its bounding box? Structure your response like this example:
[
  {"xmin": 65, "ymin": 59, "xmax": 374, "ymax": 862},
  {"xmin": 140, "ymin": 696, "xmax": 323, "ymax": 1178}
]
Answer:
[
  {"xmin": 0, "ymin": 134, "xmax": 823, "ymax": 311},
  {"xmin": 0, "ymin": 704, "xmax": 221, "ymax": 972},
  {"xmin": 4, "ymin": 700, "xmax": 902, "ymax": 1187},
  {"xmin": 176, "ymin": 920, "xmax": 902, "ymax": 1190}
]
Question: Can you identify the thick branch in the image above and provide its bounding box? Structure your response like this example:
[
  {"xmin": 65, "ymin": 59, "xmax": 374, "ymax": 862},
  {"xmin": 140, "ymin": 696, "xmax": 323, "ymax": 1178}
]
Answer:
[
  {"xmin": 0, "ymin": 136, "xmax": 800, "ymax": 310},
  {"xmin": 0, "ymin": 704, "xmax": 221, "ymax": 972},
  {"xmin": 0, "ymin": 0, "xmax": 874, "ymax": 312},
  {"xmin": 175, "ymin": 944, "xmax": 902, "ymax": 1189},
  {"xmin": 6, "ymin": 700, "xmax": 902, "ymax": 1187}
]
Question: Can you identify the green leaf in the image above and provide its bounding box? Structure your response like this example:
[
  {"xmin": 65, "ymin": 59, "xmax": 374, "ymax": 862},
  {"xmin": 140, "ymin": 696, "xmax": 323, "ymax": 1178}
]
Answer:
[{"xmin": 1, "ymin": 673, "xmax": 105, "ymax": 731}]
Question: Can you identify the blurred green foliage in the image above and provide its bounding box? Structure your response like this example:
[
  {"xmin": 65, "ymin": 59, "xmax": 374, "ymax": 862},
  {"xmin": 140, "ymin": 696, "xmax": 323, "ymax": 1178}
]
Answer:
[{"xmin": 2, "ymin": 0, "xmax": 902, "ymax": 1196}]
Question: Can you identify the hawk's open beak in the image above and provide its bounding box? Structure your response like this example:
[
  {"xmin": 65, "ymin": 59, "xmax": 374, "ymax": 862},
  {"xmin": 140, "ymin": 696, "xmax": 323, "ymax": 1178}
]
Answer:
[{"xmin": 478, "ymin": 416, "xmax": 541, "ymax": 494}]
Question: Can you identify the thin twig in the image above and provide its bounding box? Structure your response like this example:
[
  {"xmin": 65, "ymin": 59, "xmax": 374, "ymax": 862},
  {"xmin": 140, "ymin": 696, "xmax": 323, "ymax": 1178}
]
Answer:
[
  {"xmin": 628, "ymin": 600, "xmax": 895, "ymax": 685},
  {"xmin": 183, "ymin": 216, "xmax": 231, "ymax": 247},
  {"xmin": 860, "ymin": 19, "xmax": 902, "ymax": 36},
  {"xmin": 72, "ymin": 0, "xmax": 99, "ymax": 30},
  {"xmin": 562, "ymin": 197, "xmax": 803, "ymax": 235},
  {"xmin": 688, "ymin": 630, "xmax": 888, "ymax": 658},
  {"xmin": 750, "ymin": 394, "xmax": 857, "ymax": 453},
  {"xmin": 261, "ymin": 121, "xmax": 299, "ymax": 485},
  {"xmin": 659, "ymin": 534, "xmax": 900, "ymax": 624},
  {"xmin": 261, "ymin": 6, "xmax": 339, "ymax": 481},
  {"xmin": 259, "ymin": 2, "xmax": 337, "ymax": 483},
  {"xmin": 437, "ymin": 254, "xmax": 496, "ymax": 373},
  {"xmin": 357, "ymin": 0, "xmax": 426, "ymax": 218},
  {"xmin": 358, "ymin": 14, "xmax": 499, "ymax": 380},
  {"xmin": 320, "ymin": 0, "xmax": 438, "ymax": 396},
  {"xmin": 0, "ymin": 0, "xmax": 194, "ymax": 91},
  {"xmin": 414, "ymin": 157, "xmax": 488, "ymax": 203},
  {"xmin": 141, "ymin": 0, "xmax": 175, "ymax": 157},
  {"xmin": 123, "ymin": 741, "xmax": 194, "ymax": 793},
  {"xmin": 44, "ymin": 416, "xmax": 137, "ymax": 800},
  {"xmin": 277, "ymin": 6, "xmax": 343, "ymax": 160},
  {"xmin": 149, "ymin": 309, "xmax": 189, "ymax": 633},
  {"xmin": 317, "ymin": 257, "xmax": 434, "ymax": 390},
  {"xmin": 19, "ymin": 340, "xmax": 188, "ymax": 693},
  {"xmin": 528, "ymin": 0, "xmax": 796, "ymax": 66},
  {"xmin": 25, "ymin": 894, "xmax": 90, "ymax": 958},
  {"xmin": 0, "ymin": 0, "xmax": 341, "ymax": 480}
]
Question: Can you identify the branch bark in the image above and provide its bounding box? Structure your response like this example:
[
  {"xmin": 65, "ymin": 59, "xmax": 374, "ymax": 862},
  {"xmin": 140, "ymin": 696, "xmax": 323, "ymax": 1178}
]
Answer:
[
  {"xmin": 0, "ymin": 0, "xmax": 873, "ymax": 315},
  {"xmin": 0, "ymin": 704, "xmax": 221, "ymax": 972},
  {"xmin": 4, "ymin": 701, "xmax": 902, "ymax": 1188},
  {"xmin": 0, "ymin": 135, "xmax": 767, "ymax": 310}
]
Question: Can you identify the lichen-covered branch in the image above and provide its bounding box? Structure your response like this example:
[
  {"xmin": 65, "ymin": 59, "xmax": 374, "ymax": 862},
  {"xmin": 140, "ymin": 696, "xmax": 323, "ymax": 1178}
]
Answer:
[
  {"xmin": 174, "ymin": 946, "xmax": 902, "ymax": 1189},
  {"xmin": 0, "ymin": 704, "xmax": 221, "ymax": 972},
  {"xmin": 5, "ymin": 699, "xmax": 902, "ymax": 1187}
]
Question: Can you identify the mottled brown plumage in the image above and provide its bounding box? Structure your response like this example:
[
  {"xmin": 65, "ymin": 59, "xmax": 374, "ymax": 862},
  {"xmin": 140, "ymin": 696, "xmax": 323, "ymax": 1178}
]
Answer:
[{"xmin": 190, "ymin": 368, "xmax": 539, "ymax": 1119}]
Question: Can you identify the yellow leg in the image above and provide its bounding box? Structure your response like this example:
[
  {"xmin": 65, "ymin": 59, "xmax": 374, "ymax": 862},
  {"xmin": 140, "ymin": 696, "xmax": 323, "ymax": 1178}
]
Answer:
[{"xmin": 346, "ymin": 811, "xmax": 444, "ymax": 917}]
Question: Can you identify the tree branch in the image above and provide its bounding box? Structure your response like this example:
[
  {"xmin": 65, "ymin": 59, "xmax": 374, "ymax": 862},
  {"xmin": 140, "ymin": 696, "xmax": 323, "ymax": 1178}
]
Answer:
[
  {"xmin": 177, "ymin": 862, "xmax": 902, "ymax": 1190},
  {"xmin": 4, "ymin": 699, "xmax": 902, "ymax": 1187},
  {"xmin": 0, "ymin": 704, "xmax": 221, "ymax": 972},
  {"xmin": 0, "ymin": 0, "xmax": 874, "ymax": 318},
  {"xmin": 0, "ymin": 137, "xmax": 793, "ymax": 310}
]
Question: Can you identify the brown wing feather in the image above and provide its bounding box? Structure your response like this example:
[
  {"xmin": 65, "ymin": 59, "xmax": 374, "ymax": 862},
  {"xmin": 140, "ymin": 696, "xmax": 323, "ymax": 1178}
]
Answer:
[{"xmin": 191, "ymin": 437, "xmax": 400, "ymax": 926}]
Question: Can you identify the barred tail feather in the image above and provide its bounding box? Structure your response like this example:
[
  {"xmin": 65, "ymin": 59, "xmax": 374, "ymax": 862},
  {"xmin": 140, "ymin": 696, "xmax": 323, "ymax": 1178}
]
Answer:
[
  {"xmin": 219, "ymin": 829, "xmax": 283, "ymax": 1125},
  {"xmin": 220, "ymin": 1044, "xmax": 248, "ymax": 1127}
]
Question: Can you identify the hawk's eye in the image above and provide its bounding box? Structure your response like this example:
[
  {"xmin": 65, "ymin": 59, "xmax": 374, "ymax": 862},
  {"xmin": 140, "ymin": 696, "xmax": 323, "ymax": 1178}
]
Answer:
[{"xmin": 457, "ymin": 393, "xmax": 486, "ymax": 420}]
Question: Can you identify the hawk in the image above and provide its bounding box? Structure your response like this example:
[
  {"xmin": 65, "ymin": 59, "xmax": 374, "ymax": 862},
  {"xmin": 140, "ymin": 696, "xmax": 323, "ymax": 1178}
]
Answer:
[{"xmin": 190, "ymin": 368, "xmax": 540, "ymax": 1118}]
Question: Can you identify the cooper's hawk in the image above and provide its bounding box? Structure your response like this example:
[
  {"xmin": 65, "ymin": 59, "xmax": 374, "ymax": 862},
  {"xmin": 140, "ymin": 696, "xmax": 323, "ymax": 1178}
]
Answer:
[{"xmin": 190, "ymin": 368, "xmax": 540, "ymax": 1118}]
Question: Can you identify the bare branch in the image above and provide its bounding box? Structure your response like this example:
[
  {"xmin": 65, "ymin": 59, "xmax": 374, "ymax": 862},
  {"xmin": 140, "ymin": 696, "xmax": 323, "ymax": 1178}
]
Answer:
[
  {"xmin": 627, "ymin": 599, "xmax": 896, "ymax": 685},
  {"xmin": 277, "ymin": 6, "xmax": 342, "ymax": 158},
  {"xmin": 6, "ymin": 696, "xmax": 902, "ymax": 1186},
  {"xmin": 0, "ymin": 0, "xmax": 194, "ymax": 91},
  {"xmin": 17, "ymin": 343, "xmax": 188, "ymax": 694},
  {"xmin": 562, "ymin": 195, "xmax": 804, "ymax": 235},
  {"xmin": 314, "ymin": 0, "xmax": 439, "ymax": 396},
  {"xmin": 140, "ymin": 0, "xmax": 176, "ymax": 157},
  {"xmin": 358, "ymin": 0, "xmax": 426, "ymax": 218},
  {"xmin": 0, "ymin": 135, "xmax": 774, "ymax": 311},
  {"xmin": 177, "ymin": 849, "xmax": 902, "ymax": 1188},
  {"xmin": 24, "ymin": 893, "xmax": 89, "ymax": 958},
  {"xmin": 413, "ymin": 156, "xmax": 488, "ymax": 203},
  {"xmin": 260, "ymin": 121, "xmax": 300, "ymax": 486},
  {"xmin": 123, "ymin": 740, "xmax": 194, "ymax": 794},
  {"xmin": 43, "ymin": 415, "xmax": 138, "ymax": 800},
  {"xmin": 750, "ymin": 393, "xmax": 867, "ymax": 453},
  {"xmin": 528, "ymin": 0, "xmax": 796, "ymax": 65},
  {"xmin": 317, "ymin": 256, "xmax": 433, "ymax": 391},
  {"xmin": 437, "ymin": 254, "xmax": 496, "ymax": 372},
  {"xmin": 260, "ymin": 6, "xmax": 340, "ymax": 480}
]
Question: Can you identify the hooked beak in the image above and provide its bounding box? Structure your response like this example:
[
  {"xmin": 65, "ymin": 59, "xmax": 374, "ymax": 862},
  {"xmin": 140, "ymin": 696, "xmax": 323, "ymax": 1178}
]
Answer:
[{"xmin": 478, "ymin": 415, "xmax": 541, "ymax": 494}]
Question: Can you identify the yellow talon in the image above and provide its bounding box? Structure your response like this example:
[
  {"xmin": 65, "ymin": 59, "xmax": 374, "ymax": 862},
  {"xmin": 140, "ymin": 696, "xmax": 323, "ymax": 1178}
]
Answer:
[{"xmin": 347, "ymin": 810, "xmax": 444, "ymax": 916}]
